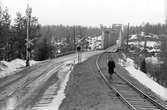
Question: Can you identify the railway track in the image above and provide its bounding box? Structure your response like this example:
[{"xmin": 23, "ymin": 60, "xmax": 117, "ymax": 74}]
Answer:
[
  {"xmin": 0, "ymin": 60, "xmax": 51, "ymax": 89},
  {"xmin": 0, "ymin": 56, "xmax": 75, "ymax": 94},
  {"xmin": 96, "ymin": 52, "xmax": 167, "ymax": 110},
  {"xmin": 0, "ymin": 50, "xmax": 77, "ymax": 92},
  {"xmin": 0, "ymin": 55, "xmax": 76, "ymax": 110},
  {"xmin": 13, "ymin": 61, "xmax": 65, "ymax": 109}
]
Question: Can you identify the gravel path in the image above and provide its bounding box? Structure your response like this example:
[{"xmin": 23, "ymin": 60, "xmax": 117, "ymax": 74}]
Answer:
[{"xmin": 59, "ymin": 54, "xmax": 129, "ymax": 110}]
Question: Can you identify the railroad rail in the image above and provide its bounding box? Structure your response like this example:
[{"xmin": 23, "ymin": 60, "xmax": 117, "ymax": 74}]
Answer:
[
  {"xmin": 96, "ymin": 52, "xmax": 167, "ymax": 110},
  {"xmin": 0, "ymin": 53, "xmax": 76, "ymax": 93},
  {"xmin": 0, "ymin": 54, "xmax": 77, "ymax": 110}
]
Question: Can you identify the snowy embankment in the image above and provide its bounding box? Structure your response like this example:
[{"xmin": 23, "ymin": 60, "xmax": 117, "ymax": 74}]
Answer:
[
  {"xmin": 0, "ymin": 59, "xmax": 39, "ymax": 78},
  {"xmin": 119, "ymin": 57, "xmax": 167, "ymax": 101}
]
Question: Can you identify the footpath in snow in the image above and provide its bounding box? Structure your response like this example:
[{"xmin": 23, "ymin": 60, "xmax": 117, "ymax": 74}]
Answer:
[{"xmin": 119, "ymin": 57, "xmax": 167, "ymax": 101}]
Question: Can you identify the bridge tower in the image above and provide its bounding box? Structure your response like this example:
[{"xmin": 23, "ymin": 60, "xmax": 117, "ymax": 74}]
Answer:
[{"xmin": 101, "ymin": 24, "xmax": 122, "ymax": 49}]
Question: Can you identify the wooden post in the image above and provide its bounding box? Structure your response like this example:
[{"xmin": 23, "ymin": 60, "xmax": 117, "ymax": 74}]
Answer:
[
  {"xmin": 26, "ymin": 4, "xmax": 31, "ymax": 67},
  {"xmin": 126, "ymin": 23, "xmax": 129, "ymax": 51}
]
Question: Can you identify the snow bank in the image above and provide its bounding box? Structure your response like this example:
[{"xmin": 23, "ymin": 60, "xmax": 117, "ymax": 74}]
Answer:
[
  {"xmin": 38, "ymin": 59, "xmax": 73, "ymax": 110},
  {"xmin": 147, "ymin": 41, "xmax": 160, "ymax": 47},
  {"xmin": 97, "ymin": 35, "xmax": 102, "ymax": 40},
  {"xmin": 0, "ymin": 59, "xmax": 40, "ymax": 78},
  {"xmin": 119, "ymin": 57, "xmax": 167, "ymax": 101},
  {"xmin": 29, "ymin": 60, "xmax": 40, "ymax": 65},
  {"xmin": 4, "ymin": 59, "xmax": 25, "ymax": 69},
  {"xmin": 126, "ymin": 58, "xmax": 136, "ymax": 67},
  {"xmin": 146, "ymin": 56, "xmax": 160, "ymax": 64},
  {"xmin": 0, "ymin": 62, "xmax": 7, "ymax": 71},
  {"xmin": 129, "ymin": 41, "xmax": 159, "ymax": 48},
  {"xmin": 129, "ymin": 35, "xmax": 137, "ymax": 40},
  {"xmin": 46, "ymin": 66, "xmax": 72, "ymax": 110},
  {"xmin": 145, "ymin": 35, "xmax": 152, "ymax": 38},
  {"xmin": 147, "ymin": 48, "xmax": 160, "ymax": 53}
]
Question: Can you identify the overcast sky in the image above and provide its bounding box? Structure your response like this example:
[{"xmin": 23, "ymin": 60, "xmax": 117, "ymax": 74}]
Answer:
[{"xmin": 1, "ymin": 0, "xmax": 166, "ymax": 26}]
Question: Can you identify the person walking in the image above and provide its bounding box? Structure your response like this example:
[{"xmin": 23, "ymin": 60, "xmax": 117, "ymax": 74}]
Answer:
[{"xmin": 108, "ymin": 57, "xmax": 116, "ymax": 79}]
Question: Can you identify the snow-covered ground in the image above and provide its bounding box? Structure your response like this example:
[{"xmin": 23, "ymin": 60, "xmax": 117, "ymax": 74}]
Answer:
[
  {"xmin": 129, "ymin": 33, "xmax": 159, "ymax": 41},
  {"xmin": 119, "ymin": 57, "xmax": 167, "ymax": 101},
  {"xmin": 129, "ymin": 34, "xmax": 137, "ymax": 40},
  {"xmin": 145, "ymin": 56, "xmax": 163, "ymax": 64},
  {"xmin": 128, "ymin": 41, "xmax": 160, "ymax": 48},
  {"xmin": 0, "ymin": 59, "xmax": 40, "ymax": 78},
  {"xmin": 87, "ymin": 36, "xmax": 102, "ymax": 50},
  {"xmin": 128, "ymin": 33, "xmax": 161, "ymax": 54}
]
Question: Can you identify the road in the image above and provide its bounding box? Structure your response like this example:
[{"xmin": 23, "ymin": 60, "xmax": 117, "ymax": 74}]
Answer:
[{"xmin": 0, "ymin": 51, "xmax": 102, "ymax": 110}]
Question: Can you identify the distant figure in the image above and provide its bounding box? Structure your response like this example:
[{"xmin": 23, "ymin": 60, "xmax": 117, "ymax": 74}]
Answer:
[
  {"xmin": 77, "ymin": 46, "xmax": 81, "ymax": 52},
  {"xmin": 140, "ymin": 58, "xmax": 147, "ymax": 73},
  {"xmin": 77, "ymin": 46, "xmax": 81, "ymax": 63},
  {"xmin": 108, "ymin": 57, "xmax": 116, "ymax": 79}
]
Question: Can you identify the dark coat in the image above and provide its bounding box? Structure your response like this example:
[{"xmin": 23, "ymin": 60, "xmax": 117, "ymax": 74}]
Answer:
[{"xmin": 108, "ymin": 60, "xmax": 115, "ymax": 74}]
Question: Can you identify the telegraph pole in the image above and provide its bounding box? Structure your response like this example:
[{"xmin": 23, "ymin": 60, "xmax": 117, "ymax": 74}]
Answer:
[
  {"xmin": 73, "ymin": 26, "xmax": 76, "ymax": 51},
  {"xmin": 126, "ymin": 23, "xmax": 129, "ymax": 50},
  {"xmin": 26, "ymin": 4, "xmax": 32, "ymax": 66}
]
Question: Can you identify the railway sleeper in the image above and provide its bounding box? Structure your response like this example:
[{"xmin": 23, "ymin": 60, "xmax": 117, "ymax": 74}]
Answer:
[
  {"xmin": 125, "ymin": 99, "xmax": 147, "ymax": 102},
  {"xmin": 125, "ymin": 98, "xmax": 149, "ymax": 102},
  {"xmin": 115, "ymin": 92, "xmax": 120, "ymax": 97},
  {"xmin": 112, "ymin": 82, "xmax": 127, "ymax": 85},
  {"xmin": 126, "ymin": 100, "xmax": 149, "ymax": 104},
  {"xmin": 135, "ymin": 107, "xmax": 161, "ymax": 110},
  {"xmin": 36, "ymin": 101, "xmax": 51, "ymax": 105},
  {"xmin": 131, "ymin": 102, "xmax": 157, "ymax": 106},
  {"xmin": 33, "ymin": 103, "xmax": 49, "ymax": 107},
  {"xmin": 134, "ymin": 105, "xmax": 160, "ymax": 109},
  {"xmin": 113, "ymin": 86, "xmax": 131, "ymax": 90},
  {"xmin": 128, "ymin": 99, "xmax": 151, "ymax": 103},
  {"xmin": 119, "ymin": 91, "xmax": 139, "ymax": 95},
  {"xmin": 115, "ymin": 89, "xmax": 138, "ymax": 94},
  {"xmin": 121, "ymin": 94, "xmax": 141, "ymax": 98}
]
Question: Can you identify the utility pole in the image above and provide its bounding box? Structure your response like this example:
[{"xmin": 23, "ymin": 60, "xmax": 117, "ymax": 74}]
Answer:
[
  {"xmin": 26, "ymin": 4, "xmax": 32, "ymax": 66},
  {"xmin": 73, "ymin": 26, "xmax": 76, "ymax": 51},
  {"xmin": 126, "ymin": 23, "xmax": 129, "ymax": 51},
  {"xmin": 143, "ymin": 32, "xmax": 147, "ymax": 52}
]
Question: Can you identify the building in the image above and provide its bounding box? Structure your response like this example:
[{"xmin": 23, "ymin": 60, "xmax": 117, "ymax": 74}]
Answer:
[{"xmin": 101, "ymin": 24, "xmax": 122, "ymax": 49}]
